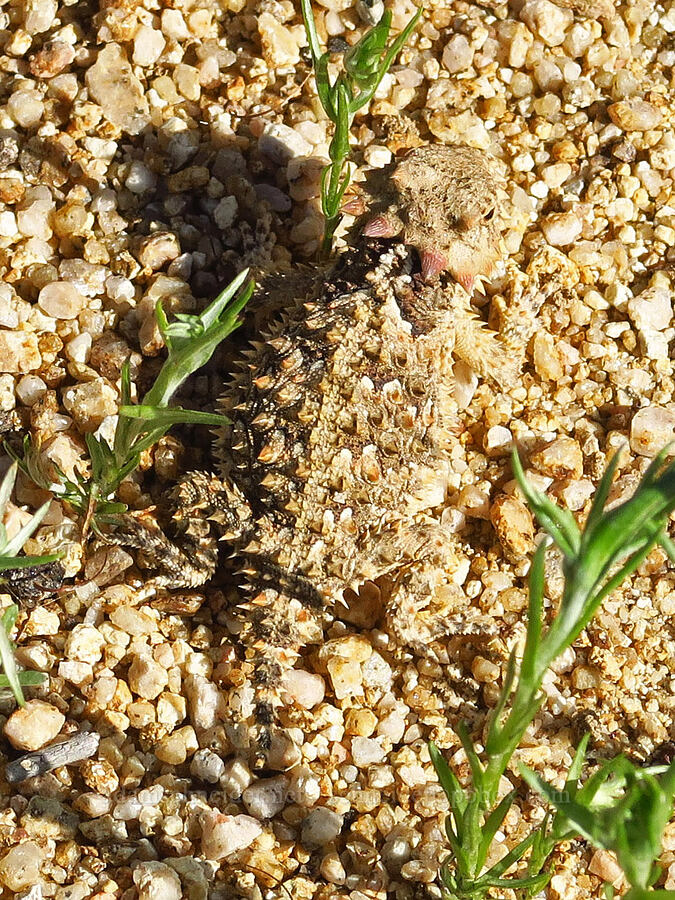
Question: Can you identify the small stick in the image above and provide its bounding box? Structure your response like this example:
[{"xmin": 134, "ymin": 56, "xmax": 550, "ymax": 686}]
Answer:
[{"xmin": 5, "ymin": 731, "xmax": 100, "ymax": 783}]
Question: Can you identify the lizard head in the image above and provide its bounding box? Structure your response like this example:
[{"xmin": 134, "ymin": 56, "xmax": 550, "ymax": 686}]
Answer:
[{"xmin": 361, "ymin": 144, "xmax": 503, "ymax": 292}]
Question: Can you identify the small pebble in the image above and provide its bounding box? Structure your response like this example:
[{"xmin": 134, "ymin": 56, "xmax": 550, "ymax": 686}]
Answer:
[
  {"xmin": 200, "ymin": 812, "xmax": 262, "ymax": 860},
  {"xmin": 4, "ymin": 700, "xmax": 65, "ymax": 751},
  {"xmin": 133, "ymin": 861, "xmax": 182, "ymax": 900},
  {"xmin": 301, "ymin": 808, "xmax": 344, "ymax": 848}
]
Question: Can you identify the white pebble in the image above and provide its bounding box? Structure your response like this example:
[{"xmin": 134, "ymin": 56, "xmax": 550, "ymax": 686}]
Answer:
[
  {"xmin": 38, "ymin": 281, "xmax": 86, "ymax": 319},
  {"xmin": 4, "ymin": 700, "xmax": 65, "ymax": 751},
  {"xmin": 133, "ymin": 861, "xmax": 182, "ymax": 900},
  {"xmin": 282, "ymin": 669, "xmax": 325, "ymax": 708},
  {"xmin": 259, "ymin": 123, "xmax": 313, "ymax": 165},
  {"xmin": 242, "ymin": 776, "xmax": 290, "ymax": 819},
  {"xmin": 442, "ymin": 34, "xmax": 474, "ymax": 73},
  {"xmin": 8, "ymin": 89, "xmax": 44, "ymax": 128},
  {"xmin": 520, "ymin": 0, "xmax": 573, "ymax": 47},
  {"xmin": 16, "ymin": 374, "xmax": 46, "ymax": 405},
  {"xmin": 200, "ymin": 812, "xmax": 262, "ymax": 860},
  {"xmin": 301, "ymin": 808, "xmax": 343, "ymax": 847},
  {"xmin": 213, "ymin": 196, "xmax": 238, "ymax": 230},
  {"xmin": 351, "ymin": 736, "xmax": 387, "ymax": 766},
  {"xmin": 125, "ymin": 160, "xmax": 157, "ymax": 194},
  {"xmin": 0, "ymin": 211, "xmax": 17, "ymax": 238},
  {"xmin": 630, "ymin": 406, "xmax": 675, "ymax": 458},
  {"xmin": 541, "ymin": 211, "xmax": 582, "ymax": 246},
  {"xmin": 191, "ymin": 748, "xmax": 225, "ymax": 784},
  {"xmin": 133, "ymin": 25, "xmax": 166, "ymax": 67},
  {"xmin": 65, "ymin": 333, "xmax": 92, "ymax": 364}
]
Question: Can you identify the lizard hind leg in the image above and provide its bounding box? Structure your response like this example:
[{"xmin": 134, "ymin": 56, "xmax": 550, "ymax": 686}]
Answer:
[
  {"xmin": 107, "ymin": 470, "xmax": 252, "ymax": 589},
  {"xmin": 382, "ymin": 524, "xmax": 494, "ymax": 660}
]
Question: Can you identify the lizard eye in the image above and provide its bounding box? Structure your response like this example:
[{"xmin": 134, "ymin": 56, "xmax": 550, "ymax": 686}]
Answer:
[{"xmin": 484, "ymin": 208, "xmax": 495, "ymax": 221}]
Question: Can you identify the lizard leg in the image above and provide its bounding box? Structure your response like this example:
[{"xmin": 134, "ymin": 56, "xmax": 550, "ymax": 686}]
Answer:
[
  {"xmin": 380, "ymin": 522, "xmax": 493, "ymax": 659},
  {"xmin": 108, "ymin": 471, "xmax": 252, "ymax": 588}
]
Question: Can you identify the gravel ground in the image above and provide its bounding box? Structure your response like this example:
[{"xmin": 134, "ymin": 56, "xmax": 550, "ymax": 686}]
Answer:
[{"xmin": 0, "ymin": 0, "xmax": 673, "ymax": 897}]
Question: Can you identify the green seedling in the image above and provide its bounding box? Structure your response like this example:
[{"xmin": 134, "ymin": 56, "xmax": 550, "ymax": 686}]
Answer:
[
  {"xmin": 16, "ymin": 270, "xmax": 254, "ymax": 536},
  {"xmin": 522, "ymin": 752, "xmax": 675, "ymax": 898},
  {"xmin": 430, "ymin": 446, "xmax": 675, "ymax": 899},
  {"xmin": 0, "ymin": 462, "xmax": 56, "ymax": 705},
  {"xmin": 300, "ymin": 0, "xmax": 422, "ymax": 255}
]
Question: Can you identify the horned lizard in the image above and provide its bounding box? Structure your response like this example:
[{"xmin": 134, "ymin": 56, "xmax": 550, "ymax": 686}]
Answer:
[{"xmin": 118, "ymin": 144, "xmax": 549, "ymax": 760}]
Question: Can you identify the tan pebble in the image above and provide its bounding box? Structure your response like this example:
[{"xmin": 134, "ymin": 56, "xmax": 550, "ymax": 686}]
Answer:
[
  {"xmin": 155, "ymin": 725, "xmax": 198, "ymax": 765},
  {"xmin": 65, "ymin": 623, "xmax": 105, "ymax": 664},
  {"xmin": 29, "ymin": 39, "xmax": 74, "ymax": 77},
  {"xmin": 0, "ymin": 841, "xmax": 42, "ymax": 891},
  {"xmin": 489, "ymin": 494, "xmax": 534, "ymax": 558},
  {"xmin": 80, "ymin": 758, "xmax": 120, "ymax": 796},
  {"xmin": 319, "ymin": 635, "xmax": 372, "ymax": 663},
  {"xmin": 4, "ymin": 699, "xmax": 65, "ymax": 751},
  {"xmin": 326, "ymin": 658, "xmax": 363, "ymax": 700},
  {"xmin": 630, "ymin": 406, "xmax": 675, "ymax": 457},
  {"xmin": 571, "ymin": 665, "xmax": 599, "ymax": 689},
  {"xmin": 128, "ymin": 654, "xmax": 169, "ymax": 700},
  {"xmin": 0, "ymin": 332, "xmax": 41, "ymax": 374},
  {"xmin": 519, "ymin": 0, "xmax": 573, "ymax": 46},
  {"xmin": 589, "ymin": 849, "xmax": 623, "ymax": 885},
  {"xmin": 345, "ymin": 708, "xmax": 378, "ymax": 737},
  {"xmin": 85, "ymin": 43, "xmax": 150, "ymax": 135},
  {"xmin": 258, "ymin": 12, "xmax": 300, "ymax": 67},
  {"xmin": 133, "ymin": 861, "xmax": 182, "ymax": 900},
  {"xmin": 62, "ymin": 379, "xmax": 118, "ymax": 431},
  {"xmin": 531, "ymin": 436, "xmax": 584, "ymax": 479},
  {"xmin": 471, "ymin": 656, "xmax": 500, "ymax": 683},
  {"xmin": 609, "ymin": 99, "xmax": 663, "ymax": 132},
  {"xmin": 137, "ymin": 232, "xmax": 181, "ymax": 270},
  {"xmin": 167, "ymin": 166, "xmax": 210, "ymax": 192},
  {"xmin": 200, "ymin": 811, "xmax": 262, "ymax": 860}
]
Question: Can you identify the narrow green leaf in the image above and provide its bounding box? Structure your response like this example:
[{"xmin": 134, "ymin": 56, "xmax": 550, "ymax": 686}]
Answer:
[
  {"xmin": 471, "ymin": 830, "xmax": 539, "ymax": 885},
  {"xmin": 299, "ymin": 0, "xmax": 323, "ymax": 65},
  {"xmin": 520, "ymin": 537, "xmax": 548, "ymax": 687},
  {"xmin": 476, "ymin": 790, "xmax": 517, "ymax": 871},
  {"xmin": 119, "ymin": 405, "xmax": 229, "ymax": 428},
  {"xmin": 0, "ymin": 463, "xmax": 17, "ymax": 516},
  {"xmin": 581, "ymin": 449, "xmax": 622, "ymax": 539},
  {"xmin": 511, "ymin": 449, "xmax": 580, "ymax": 557},
  {"xmin": 457, "ymin": 722, "xmax": 484, "ymax": 795},
  {"xmin": 0, "ymin": 670, "xmax": 47, "ymax": 687},
  {"xmin": 2, "ymin": 499, "xmax": 51, "ymax": 557},
  {"xmin": 429, "ymin": 742, "xmax": 468, "ymax": 816},
  {"xmin": 0, "ymin": 611, "xmax": 24, "ymax": 706},
  {"xmin": 344, "ymin": 11, "xmax": 392, "ymax": 83}
]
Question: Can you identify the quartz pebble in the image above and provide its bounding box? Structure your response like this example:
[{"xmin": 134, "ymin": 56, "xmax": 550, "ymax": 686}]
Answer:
[
  {"xmin": 85, "ymin": 43, "xmax": 150, "ymax": 135},
  {"xmin": 259, "ymin": 123, "xmax": 313, "ymax": 164},
  {"xmin": 200, "ymin": 812, "xmax": 262, "ymax": 860},
  {"xmin": 4, "ymin": 700, "xmax": 65, "ymax": 751},
  {"xmin": 609, "ymin": 100, "xmax": 663, "ymax": 132},
  {"xmin": 242, "ymin": 776, "xmax": 290, "ymax": 819},
  {"xmin": 630, "ymin": 407, "xmax": 675, "ymax": 457},
  {"xmin": 0, "ymin": 332, "xmax": 40, "ymax": 374},
  {"xmin": 133, "ymin": 25, "xmax": 166, "ymax": 66},
  {"xmin": 0, "ymin": 841, "xmax": 42, "ymax": 891},
  {"xmin": 301, "ymin": 808, "xmax": 343, "ymax": 847},
  {"xmin": 258, "ymin": 12, "xmax": 300, "ymax": 67},
  {"xmin": 38, "ymin": 281, "xmax": 86, "ymax": 319},
  {"xmin": 282, "ymin": 669, "xmax": 325, "ymax": 708},
  {"xmin": 133, "ymin": 861, "xmax": 182, "ymax": 900},
  {"xmin": 519, "ymin": 0, "xmax": 573, "ymax": 46},
  {"xmin": 541, "ymin": 212, "xmax": 582, "ymax": 247}
]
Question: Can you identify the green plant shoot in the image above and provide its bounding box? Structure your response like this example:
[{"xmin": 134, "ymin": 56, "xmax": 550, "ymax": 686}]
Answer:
[
  {"xmin": 300, "ymin": 0, "xmax": 422, "ymax": 256},
  {"xmin": 15, "ymin": 270, "xmax": 254, "ymax": 536},
  {"xmin": 430, "ymin": 446, "xmax": 675, "ymax": 898}
]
